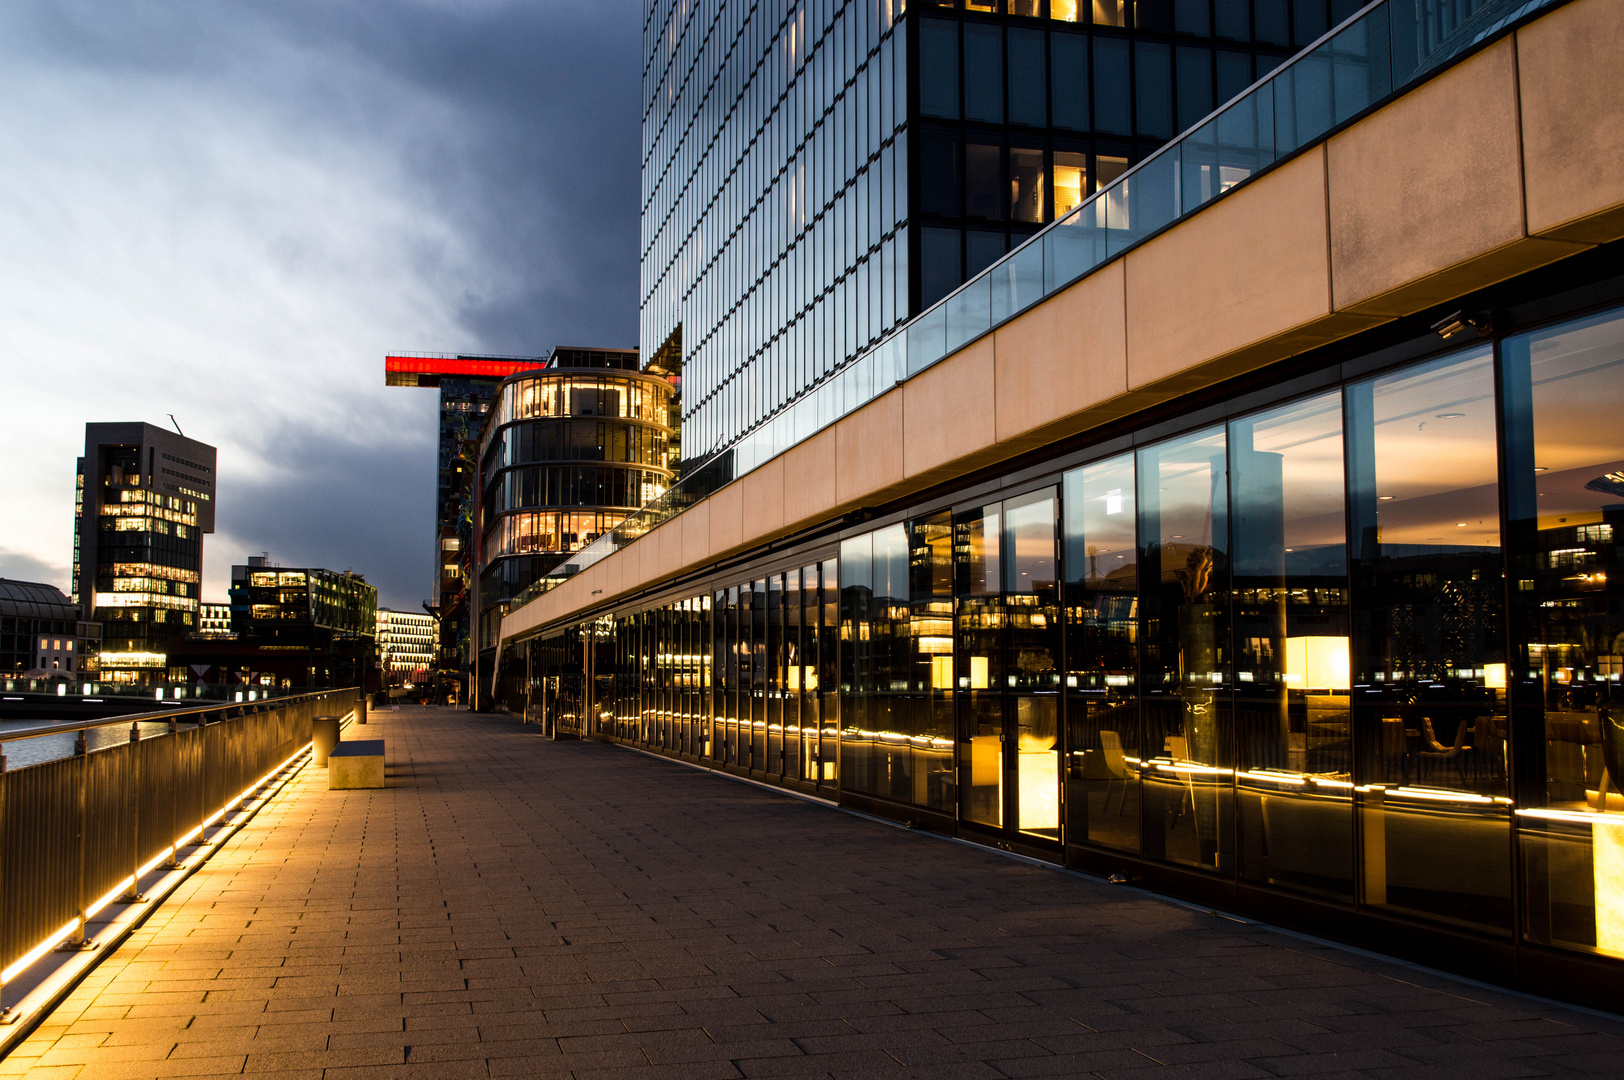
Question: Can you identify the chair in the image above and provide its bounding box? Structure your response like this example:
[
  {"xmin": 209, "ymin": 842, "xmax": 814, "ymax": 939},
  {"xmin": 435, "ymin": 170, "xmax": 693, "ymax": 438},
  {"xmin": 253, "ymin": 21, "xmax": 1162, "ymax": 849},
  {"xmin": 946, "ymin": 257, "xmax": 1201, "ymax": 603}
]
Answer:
[
  {"xmin": 1418, "ymin": 717, "xmax": 1470, "ymax": 783},
  {"xmin": 1100, "ymin": 730, "xmax": 1131, "ymax": 816}
]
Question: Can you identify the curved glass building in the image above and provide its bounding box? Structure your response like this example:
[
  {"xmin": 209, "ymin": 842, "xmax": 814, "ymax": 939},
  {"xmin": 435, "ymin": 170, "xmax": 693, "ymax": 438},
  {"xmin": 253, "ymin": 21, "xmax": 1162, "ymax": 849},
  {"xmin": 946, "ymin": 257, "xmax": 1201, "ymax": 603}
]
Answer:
[{"xmin": 477, "ymin": 350, "xmax": 677, "ymax": 661}]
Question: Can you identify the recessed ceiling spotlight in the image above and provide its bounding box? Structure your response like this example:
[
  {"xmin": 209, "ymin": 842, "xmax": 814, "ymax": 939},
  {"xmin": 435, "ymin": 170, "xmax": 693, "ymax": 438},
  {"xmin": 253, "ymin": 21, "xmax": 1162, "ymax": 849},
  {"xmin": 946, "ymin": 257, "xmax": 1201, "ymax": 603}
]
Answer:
[
  {"xmin": 1534, "ymin": 466, "xmax": 1549, "ymax": 472},
  {"xmin": 1378, "ymin": 495, "xmax": 1395, "ymax": 501}
]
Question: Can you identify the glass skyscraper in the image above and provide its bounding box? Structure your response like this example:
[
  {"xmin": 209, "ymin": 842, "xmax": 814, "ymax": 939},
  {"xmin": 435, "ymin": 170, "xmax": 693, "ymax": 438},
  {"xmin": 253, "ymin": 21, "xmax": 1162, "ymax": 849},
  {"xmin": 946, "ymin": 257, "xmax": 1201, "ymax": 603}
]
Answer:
[{"xmin": 642, "ymin": 0, "xmax": 1332, "ymax": 464}]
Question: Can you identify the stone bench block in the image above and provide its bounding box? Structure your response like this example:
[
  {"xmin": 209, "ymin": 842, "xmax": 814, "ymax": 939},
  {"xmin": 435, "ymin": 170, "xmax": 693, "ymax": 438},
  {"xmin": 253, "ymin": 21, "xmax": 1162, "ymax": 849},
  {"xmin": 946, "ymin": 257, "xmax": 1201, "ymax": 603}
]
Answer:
[
  {"xmin": 312, "ymin": 716, "xmax": 342, "ymax": 766},
  {"xmin": 329, "ymin": 739, "xmax": 385, "ymax": 790}
]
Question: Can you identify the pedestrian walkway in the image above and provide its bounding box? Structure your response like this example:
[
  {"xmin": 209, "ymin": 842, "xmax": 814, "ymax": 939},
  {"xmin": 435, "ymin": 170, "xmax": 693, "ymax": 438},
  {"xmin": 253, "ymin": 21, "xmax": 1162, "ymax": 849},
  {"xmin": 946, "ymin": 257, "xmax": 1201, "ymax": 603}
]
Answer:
[{"xmin": 5, "ymin": 706, "xmax": 1623, "ymax": 1079}]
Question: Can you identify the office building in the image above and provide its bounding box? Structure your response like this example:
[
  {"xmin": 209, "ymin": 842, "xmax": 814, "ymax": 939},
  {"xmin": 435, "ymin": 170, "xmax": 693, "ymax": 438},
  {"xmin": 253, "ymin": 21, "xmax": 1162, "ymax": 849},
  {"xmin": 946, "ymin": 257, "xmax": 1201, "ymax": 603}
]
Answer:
[
  {"xmin": 73, "ymin": 423, "xmax": 216, "ymax": 683},
  {"xmin": 474, "ymin": 348, "xmax": 677, "ymax": 672},
  {"xmin": 500, "ymin": 0, "xmax": 1624, "ymax": 1008},
  {"xmin": 0, "ymin": 579, "xmax": 100, "ymax": 679},
  {"xmin": 378, "ymin": 607, "xmax": 437, "ymax": 688},
  {"xmin": 643, "ymin": 0, "xmax": 1312, "ymax": 465},
  {"xmin": 223, "ymin": 556, "xmax": 378, "ymax": 688},
  {"xmin": 196, "ymin": 602, "xmax": 235, "ymax": 639}
]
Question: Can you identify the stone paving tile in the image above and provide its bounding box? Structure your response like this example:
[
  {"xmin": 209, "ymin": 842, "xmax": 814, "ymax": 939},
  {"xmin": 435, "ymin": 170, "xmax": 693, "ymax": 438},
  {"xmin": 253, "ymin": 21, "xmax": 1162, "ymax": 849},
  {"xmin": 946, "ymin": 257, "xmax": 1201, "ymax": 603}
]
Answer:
[{"xmin": 6, "ymin": 705, "xmax": 1624, "ymax": 1079}]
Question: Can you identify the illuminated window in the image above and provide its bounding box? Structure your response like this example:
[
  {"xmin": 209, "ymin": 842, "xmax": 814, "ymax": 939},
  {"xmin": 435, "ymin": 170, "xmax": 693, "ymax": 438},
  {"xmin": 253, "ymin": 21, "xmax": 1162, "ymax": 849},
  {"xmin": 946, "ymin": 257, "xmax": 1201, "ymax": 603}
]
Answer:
[{"xmin": 1054, "ymin": 152, "xmax": 1087, "ymax": 216}]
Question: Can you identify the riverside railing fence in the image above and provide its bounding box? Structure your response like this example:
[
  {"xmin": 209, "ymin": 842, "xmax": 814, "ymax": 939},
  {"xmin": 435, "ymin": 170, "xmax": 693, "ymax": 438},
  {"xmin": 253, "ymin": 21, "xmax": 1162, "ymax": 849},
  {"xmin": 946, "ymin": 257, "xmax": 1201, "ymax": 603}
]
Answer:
[{"xmin": 0, "ymin": 687, "xmax": 360, "ymax": 1001}]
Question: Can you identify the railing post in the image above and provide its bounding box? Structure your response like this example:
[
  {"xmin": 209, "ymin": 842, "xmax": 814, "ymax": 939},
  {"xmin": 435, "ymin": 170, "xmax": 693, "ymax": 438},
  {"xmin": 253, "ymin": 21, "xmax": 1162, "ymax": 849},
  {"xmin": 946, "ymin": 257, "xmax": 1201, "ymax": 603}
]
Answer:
[
  {"xmin": 1, "ymin": 751, "xmax": 9, "ymax": 1019},
  {"xmin": 63, "ymin": 732, "xmax": 91, "ymax": 950},
  {"xmin": 187, "ymin": 716, "xmax": 207, "ymax": 847},
  {"xmin": 119, "ymin": 724, "xmax": 143, "ymax": 904},
  {"xmin": 164, "ymin": 719, "xmax": 178, "ymax": 869}
]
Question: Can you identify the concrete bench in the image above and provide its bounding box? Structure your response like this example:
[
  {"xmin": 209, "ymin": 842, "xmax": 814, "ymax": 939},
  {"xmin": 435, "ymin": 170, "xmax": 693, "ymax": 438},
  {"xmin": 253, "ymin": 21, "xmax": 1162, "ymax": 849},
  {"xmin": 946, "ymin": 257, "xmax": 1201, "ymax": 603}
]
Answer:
[
  {"xmin": 329, "ymin": 739, "xmax": 385, "ymax": 790},
  {"xmin": 312, "ymin": 716, "xmax": 342, "ymax": 766}
]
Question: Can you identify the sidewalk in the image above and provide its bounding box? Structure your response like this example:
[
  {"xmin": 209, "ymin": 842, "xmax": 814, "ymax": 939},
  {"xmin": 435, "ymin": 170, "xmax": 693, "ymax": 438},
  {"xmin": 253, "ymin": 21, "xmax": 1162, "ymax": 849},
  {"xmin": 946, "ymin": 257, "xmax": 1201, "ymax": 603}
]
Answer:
[{"xmin": 4, "ymin": 705, "xmax": 1622, "ymax": 1079}]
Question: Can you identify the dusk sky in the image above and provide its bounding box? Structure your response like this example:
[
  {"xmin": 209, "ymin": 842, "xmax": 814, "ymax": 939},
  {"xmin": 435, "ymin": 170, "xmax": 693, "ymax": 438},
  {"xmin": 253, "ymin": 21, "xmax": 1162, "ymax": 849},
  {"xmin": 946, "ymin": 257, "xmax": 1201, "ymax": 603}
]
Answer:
[{"xmin": 0, "ymin": 0, "xmax": 643, "ymax": 611}]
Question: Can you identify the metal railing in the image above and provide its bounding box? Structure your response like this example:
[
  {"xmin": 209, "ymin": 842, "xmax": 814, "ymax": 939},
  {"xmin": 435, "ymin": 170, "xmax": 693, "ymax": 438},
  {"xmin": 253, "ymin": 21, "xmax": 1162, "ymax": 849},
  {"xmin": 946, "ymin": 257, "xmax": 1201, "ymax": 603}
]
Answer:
[
  {"xmin": 0, "ymin": 688, "xmax": 359, "ymax": 1001},
  {"xmin": 1, "ymin": 678, "xmax": 328, "ymax": 705},
  {"xmin": 506, "ymin": 0, "xmax": 1561, "ymax": 615}
]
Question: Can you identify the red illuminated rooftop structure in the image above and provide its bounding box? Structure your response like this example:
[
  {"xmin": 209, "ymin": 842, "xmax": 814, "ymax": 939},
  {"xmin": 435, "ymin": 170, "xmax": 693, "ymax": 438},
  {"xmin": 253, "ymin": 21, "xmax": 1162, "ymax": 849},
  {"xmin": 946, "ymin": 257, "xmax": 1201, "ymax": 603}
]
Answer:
[{"xmin": 384, "ymin": 351, "xmax": 546, "ymax": 388}]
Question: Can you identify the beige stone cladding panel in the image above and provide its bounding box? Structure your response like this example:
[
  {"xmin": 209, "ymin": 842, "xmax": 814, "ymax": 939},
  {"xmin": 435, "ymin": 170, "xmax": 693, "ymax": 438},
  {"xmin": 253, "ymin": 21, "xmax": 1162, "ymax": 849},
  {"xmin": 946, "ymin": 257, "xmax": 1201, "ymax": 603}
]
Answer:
[
  {"xmin": 1328, "ymin": 38, "xmax": 1573, "ymax": 316},
  {"xmin": 1127, "ymin": 151, "xmax": 1337, "ymax": 390},
  {"xmin": 651, "ymin": 516, "xmax": 683, "ymax": 583},
  {"xmin": 993, "ymin": 260, "xmax": 1128, "ymax": 447},
  {"xmin": 681, "ymin": 499, "xmax": 713, "ymax": 569},
  {"xmin": 835, "ymin": 391, "xmax": 905, "ymax": 509},
  {"xmin": 707, "ymin": 479, "xmax": 745, "ymax": 558},
  {"xmin": 902, "ymin": 335, "xmax": 997, "ymax": 483},
  {"xmin": 1519, "ymin": 0, "xmax": 1624, "ymax": 242},
  {"xmin": 783, "ymin": 426, "xmax": 839, "ymax": 529},
  {"xmin": 735, "ymin": 455, "xmax": 787, "ymax": 548}
]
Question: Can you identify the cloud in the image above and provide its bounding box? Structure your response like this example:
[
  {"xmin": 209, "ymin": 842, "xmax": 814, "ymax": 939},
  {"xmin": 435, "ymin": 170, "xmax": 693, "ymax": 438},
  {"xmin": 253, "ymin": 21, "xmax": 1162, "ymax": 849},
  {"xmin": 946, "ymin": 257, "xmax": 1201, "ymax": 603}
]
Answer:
[
  {"xmin": 0, "ymin": 550, "xmax": 70, "ymax": 594},
  {"xmin": 0, "ymin": 1, "xmax": 642, "ymax": 611}
]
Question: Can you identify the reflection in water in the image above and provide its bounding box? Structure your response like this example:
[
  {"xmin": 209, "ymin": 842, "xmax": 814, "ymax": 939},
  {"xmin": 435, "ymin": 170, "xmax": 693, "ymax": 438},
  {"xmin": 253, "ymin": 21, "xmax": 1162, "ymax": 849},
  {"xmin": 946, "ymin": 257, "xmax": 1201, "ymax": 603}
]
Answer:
[{"xmin": 0, "ymin": 720, "xmax": 177, "ymax": 769}]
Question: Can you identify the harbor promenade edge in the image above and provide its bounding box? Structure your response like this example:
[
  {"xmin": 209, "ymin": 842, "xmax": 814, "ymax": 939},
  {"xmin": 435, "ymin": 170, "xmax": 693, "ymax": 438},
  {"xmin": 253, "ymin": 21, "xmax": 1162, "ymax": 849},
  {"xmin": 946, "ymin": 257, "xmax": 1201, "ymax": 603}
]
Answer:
[{"xmin": 6, "ymin": 704, "xmax": 1624, "ymax": 1080}]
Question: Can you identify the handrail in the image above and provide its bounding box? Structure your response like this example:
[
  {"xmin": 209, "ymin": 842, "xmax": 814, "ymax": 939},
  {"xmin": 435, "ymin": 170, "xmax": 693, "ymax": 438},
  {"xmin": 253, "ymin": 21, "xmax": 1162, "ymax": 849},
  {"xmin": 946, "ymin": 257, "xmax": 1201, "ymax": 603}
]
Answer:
[
  {"xmin": 0, "ymin": 689, "xmax": 350, "ymax": 742},
  {"xmin": 0, "ymin": 686, "xmax": 363, "ymax": 1025},
  {"xmin": 507, "ymin": 0, "xmax": 1564, "ymax": 617}
]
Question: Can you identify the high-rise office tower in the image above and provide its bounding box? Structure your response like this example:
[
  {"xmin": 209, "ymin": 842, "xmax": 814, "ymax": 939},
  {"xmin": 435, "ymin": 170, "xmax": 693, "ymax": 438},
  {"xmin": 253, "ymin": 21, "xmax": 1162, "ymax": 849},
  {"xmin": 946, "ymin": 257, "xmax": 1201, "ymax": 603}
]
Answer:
[
  {"xmin": 642, "ymin": 0, "xmax": 1319, "ymax": 463},
  {"xmin": 74, "ymin": 422, "xmax": 217, "ymax": 683}
]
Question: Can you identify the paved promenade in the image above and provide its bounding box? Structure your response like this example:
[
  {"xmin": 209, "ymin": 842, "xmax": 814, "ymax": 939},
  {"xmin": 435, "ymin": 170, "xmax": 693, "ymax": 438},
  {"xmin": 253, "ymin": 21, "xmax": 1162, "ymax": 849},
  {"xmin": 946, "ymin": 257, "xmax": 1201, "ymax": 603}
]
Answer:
[{"xmin": 6, "ymin": 706, "xmax": 1623, "ymax": 1080}]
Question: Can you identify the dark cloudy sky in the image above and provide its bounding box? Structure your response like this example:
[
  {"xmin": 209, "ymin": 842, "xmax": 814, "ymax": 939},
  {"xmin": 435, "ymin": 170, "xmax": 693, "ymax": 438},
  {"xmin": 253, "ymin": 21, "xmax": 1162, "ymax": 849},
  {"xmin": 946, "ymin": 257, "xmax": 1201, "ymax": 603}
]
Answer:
[{"xmin": 0, "ymin": 0, "xmax": 643, "ymax": 611}]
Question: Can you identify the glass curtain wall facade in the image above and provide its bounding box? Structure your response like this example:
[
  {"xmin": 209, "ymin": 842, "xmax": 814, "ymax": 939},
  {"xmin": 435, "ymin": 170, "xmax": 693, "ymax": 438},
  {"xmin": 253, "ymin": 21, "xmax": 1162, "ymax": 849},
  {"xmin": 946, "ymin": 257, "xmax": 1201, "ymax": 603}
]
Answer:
[
  {"xmin": 643, "ymin": 0, "xmax": 1334, "ymax": 464},
  {"xmin": 912, "ymin": 0, "xmax": 1315, "ymax": 306},
  {"xmin": 509, "ymin": 277, "xmax": 1624, "ymax": 1004},
  {"xmin": 644, "ymin": 0, "xmax": 909, "ymax": 462},
  {"xmin": 476, "ymin": 366, "xmax": 677, "ymax": 662}
]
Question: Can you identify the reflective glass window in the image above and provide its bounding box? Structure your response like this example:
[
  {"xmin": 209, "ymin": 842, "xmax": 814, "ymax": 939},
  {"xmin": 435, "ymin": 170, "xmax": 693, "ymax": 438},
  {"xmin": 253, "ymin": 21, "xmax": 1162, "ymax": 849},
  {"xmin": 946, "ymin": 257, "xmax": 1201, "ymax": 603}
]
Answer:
[
  {"xmin": 1051, "ymin": 32, "xmax": 1091, "ymax": 131},
  {"xmin": 1008, "ymin": 28, "xmax": 1047, "ymax": 127},
  {"xmin": 964, "ymin": 23, "xmax": 1005, "ymax": 122},
  {"xmin": 966, "ymin": 139, "xmax": 1004, "ymax": 219},
  {"xmin": 1139, "ymin": 425, "xmax": 1232, "ymax": 872},
  {"xmin": 1347, "ymin": 346, "xmax": 1511, "ymax": 933},
  {"xmin": 1135, "ymin": 41, "xmax": 1174, "ymax": 139},
  {"xmin": 1231, "ymin": 392, "xmax": 1354, "ymax": 899},
  {"xmin": 921, "ymin": 130, "xmax": 962, "ymax": 216},
  {"xmin": 1093, "ymin": 38, "xmax": 1131, "ymax": 134},
  {"xmin": 1063, "ymin": 452, "xmax": 1140, "ymax": 853},
  {"xmin": 1176, "ymin": 0, "xmax": 1211, "ymax": 35},
  {"xmin": 1504, "ymin": 304, "xmax": 1624, "ymax": 959},
  {"xmin": 920, "ymin": 20, "xmax": 960, "ymax": 118}
]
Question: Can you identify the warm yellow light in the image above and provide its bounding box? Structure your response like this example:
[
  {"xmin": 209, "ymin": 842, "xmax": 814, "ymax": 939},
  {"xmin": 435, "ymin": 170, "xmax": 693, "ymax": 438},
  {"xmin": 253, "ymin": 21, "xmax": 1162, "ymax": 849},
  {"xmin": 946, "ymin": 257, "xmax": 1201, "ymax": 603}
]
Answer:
[
  {"xmin": 970, "ymin": 656, "xmax": 989, "ymax": 690},
  {"xmin": 931, "ymin": 655, "xmax": 954, "ymax": 690},
  {"xmin": 1050, "ymin": 0, "xmax": 1078, "ymax": 19},
  {"xmin": 1018, "ymin": 748, "xmax": 1060, "ymax": 832},
  {"xmin": 1595, "ymin": 817, "xmax": 1624, "ymax": 957},
  {"xmin": 2, "ymin": 919, "xmax": 80, "ymax": 984},
  {"xmin": 1284, "ymin": 636, "xmax": 1350, "ymax": 690},
  {"xmin": 1485, "ymin": 663, "xmax": 1507, "ymax": 689}
]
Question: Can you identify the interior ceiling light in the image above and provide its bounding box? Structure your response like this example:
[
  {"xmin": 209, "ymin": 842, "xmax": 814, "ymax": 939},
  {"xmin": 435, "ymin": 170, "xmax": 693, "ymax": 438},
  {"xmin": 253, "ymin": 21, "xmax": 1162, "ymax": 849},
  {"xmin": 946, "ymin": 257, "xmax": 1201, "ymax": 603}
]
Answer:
[{"xmin": 1436, "ymin": 412, "xmax": 1465, "ymax": 419}]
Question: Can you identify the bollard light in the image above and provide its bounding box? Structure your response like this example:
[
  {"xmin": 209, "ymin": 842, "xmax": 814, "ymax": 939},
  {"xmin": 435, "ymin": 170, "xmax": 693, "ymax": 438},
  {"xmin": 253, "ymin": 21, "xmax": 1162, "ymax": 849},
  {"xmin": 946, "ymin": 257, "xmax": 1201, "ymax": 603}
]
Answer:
[
  {"xmin": 155, "ymin": 688, "xmax": 164, "ymax": 700},
  {"xmin": 57, "ymin": 684, "xmax": 67, "ymax": 697}
]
